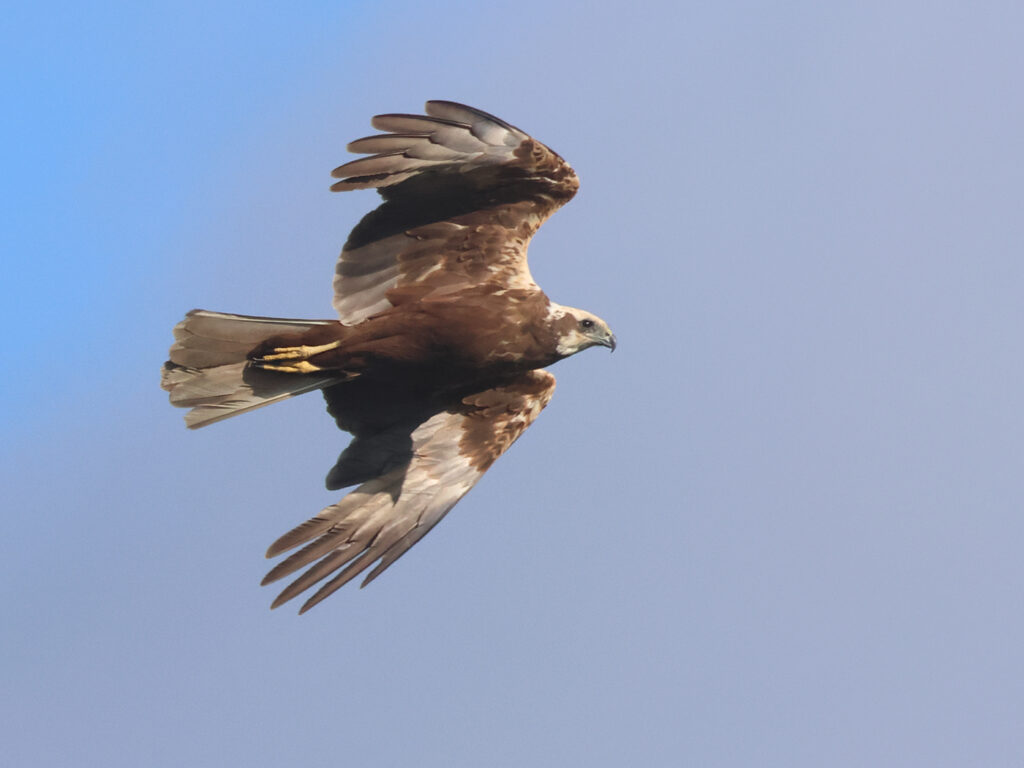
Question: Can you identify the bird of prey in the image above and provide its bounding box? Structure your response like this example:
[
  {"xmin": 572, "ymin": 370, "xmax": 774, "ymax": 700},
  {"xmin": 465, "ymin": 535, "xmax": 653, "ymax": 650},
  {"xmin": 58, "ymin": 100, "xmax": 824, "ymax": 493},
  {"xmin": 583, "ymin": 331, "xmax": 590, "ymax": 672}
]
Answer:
[{"xmin": 162, "ymin": 101, "xmax": 614, "ymax": 613}]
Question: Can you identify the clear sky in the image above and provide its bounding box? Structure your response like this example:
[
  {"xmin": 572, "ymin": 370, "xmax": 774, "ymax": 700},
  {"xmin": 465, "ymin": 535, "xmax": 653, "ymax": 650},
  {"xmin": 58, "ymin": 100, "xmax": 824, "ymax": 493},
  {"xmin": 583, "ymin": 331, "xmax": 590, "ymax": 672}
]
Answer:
[{"xmin": 4, "ymin": 1, "xmax": 1023, "ymax": 765}]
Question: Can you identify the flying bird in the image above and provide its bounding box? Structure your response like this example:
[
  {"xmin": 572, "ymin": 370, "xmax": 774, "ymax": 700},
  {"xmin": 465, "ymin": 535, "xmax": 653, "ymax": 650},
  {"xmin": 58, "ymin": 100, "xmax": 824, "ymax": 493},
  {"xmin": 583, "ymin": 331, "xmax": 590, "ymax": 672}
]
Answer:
[{"xmin": 162, "ymin": 101, "xmax": 614, "ymax": 612}]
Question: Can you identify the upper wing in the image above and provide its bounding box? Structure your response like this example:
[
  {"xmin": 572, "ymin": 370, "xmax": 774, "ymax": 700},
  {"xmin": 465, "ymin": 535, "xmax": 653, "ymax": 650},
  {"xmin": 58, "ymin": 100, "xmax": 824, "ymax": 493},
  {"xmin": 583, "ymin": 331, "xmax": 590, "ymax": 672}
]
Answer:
[
  {"xmin": 330, "ymin": 100, "xmax": 579, "ymax": 324},
  {"xmin": 261, "ymin": 370, "xmax": 557, "ymax": 613}
]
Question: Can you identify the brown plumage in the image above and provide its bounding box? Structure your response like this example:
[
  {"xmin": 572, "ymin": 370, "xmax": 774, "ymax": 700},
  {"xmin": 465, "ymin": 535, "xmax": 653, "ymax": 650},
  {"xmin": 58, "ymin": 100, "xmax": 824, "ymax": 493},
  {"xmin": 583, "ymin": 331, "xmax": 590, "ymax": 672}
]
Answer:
[{"xmin": 162, "ymin": 101, "xmax": 614, "ymax": 612}]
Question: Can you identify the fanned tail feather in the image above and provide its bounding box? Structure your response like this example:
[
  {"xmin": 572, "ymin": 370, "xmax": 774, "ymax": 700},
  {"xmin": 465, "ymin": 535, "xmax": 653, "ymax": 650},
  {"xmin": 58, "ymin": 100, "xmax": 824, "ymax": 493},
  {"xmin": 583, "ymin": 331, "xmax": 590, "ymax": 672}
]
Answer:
[{"xmin": 161, "ymin": 309, "xmax": 340, "ymax": 429}]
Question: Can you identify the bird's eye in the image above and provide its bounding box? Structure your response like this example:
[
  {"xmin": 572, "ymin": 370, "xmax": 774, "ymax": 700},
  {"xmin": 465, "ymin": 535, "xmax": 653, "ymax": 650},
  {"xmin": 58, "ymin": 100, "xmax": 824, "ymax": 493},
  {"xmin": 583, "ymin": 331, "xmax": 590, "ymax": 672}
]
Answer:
[{"xmin": 580, "ymin": 318, "xmax": 595, "ymax": 330}]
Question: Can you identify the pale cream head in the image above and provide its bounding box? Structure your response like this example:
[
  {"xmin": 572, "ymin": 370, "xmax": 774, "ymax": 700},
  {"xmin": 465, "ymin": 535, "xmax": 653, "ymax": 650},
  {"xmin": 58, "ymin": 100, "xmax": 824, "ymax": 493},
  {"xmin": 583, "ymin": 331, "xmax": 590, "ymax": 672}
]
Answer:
[{"xmin": 547, "ymin": 302, "xmax": 616, "ymax": 357}]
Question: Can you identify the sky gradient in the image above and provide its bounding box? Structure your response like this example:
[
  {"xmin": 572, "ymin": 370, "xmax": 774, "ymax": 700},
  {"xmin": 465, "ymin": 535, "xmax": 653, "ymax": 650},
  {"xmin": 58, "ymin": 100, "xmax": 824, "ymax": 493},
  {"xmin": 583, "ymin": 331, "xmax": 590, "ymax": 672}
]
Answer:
[{"xmin": 4, "ymin": 1, "xmax": 1024, "ymax": 765}]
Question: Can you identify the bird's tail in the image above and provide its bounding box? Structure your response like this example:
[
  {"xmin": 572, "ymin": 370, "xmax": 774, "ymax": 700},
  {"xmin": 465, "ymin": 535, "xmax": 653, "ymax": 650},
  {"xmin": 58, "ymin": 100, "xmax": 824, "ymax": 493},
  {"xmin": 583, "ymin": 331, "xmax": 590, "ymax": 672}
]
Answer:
[{"xmin": 162, "ymin": 310, "xmax": 341, "ymax": 429}]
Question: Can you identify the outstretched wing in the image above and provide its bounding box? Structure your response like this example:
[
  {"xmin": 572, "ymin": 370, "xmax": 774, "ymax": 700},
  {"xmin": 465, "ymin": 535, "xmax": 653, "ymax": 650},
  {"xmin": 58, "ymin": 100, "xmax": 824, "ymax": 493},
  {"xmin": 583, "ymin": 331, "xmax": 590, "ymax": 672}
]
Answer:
[
  {"xmin": 330, "ymin": 100, "xmax": 579, "ymax": 324},
  {"xmin": 261, "ymin": 370, "xmax": 557, "ymax": 613}
]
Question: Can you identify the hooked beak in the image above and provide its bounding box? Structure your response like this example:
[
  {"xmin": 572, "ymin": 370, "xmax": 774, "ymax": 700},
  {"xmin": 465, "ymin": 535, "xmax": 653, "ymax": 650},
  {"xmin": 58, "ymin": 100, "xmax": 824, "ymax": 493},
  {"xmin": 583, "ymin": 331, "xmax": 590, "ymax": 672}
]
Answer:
[{"xmin": 601, "ymin": 332, "xmax": 617, "ymax": 352}]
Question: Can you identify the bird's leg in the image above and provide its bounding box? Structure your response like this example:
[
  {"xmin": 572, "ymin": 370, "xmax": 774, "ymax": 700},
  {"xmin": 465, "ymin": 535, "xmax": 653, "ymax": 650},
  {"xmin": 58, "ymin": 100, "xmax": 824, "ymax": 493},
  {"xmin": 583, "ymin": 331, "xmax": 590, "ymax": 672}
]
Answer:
[
  {"xmin": 253, "ymin": 360, "xmax": 323, "ymax": 374},
  {"xmin": 259, "ymin": 340, "xmax": 343, "ymax": 361},
  {"xmin": 251, "ymin": 340, "xmax": 342, "ymax": 373}
]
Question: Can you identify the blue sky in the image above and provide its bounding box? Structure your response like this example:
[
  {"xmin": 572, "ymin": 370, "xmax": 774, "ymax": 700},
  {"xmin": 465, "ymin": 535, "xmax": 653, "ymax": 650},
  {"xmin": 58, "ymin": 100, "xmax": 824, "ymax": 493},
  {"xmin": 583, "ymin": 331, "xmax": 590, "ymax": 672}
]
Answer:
[{"xmin": 4, "ymin": 1, "xmax": 1024, "ymax": 765}]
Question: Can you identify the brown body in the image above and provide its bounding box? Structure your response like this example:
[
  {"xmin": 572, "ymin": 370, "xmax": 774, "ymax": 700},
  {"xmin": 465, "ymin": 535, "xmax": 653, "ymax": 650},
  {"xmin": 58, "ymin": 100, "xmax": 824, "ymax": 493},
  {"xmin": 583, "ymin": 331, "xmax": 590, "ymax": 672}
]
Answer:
[{"xmin": 255, "ymin": 288, "xmax": 568, "ymax": 376}]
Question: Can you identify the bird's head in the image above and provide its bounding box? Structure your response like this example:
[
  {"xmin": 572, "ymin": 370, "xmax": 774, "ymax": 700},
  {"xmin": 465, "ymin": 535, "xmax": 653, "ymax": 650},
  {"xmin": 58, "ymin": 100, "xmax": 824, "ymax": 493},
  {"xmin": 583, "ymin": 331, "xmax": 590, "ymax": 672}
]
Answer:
[{"xmin": 547, "ymin": 303, "xmax": 616, "ymax": 357}]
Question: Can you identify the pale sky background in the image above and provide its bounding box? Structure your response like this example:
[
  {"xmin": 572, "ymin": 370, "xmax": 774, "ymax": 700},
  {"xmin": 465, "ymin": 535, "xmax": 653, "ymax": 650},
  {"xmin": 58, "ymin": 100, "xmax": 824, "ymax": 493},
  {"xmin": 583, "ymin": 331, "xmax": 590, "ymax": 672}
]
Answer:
[{"xmin": 3, "ymin": 1, "xmax": 1023, "ymax": 765}]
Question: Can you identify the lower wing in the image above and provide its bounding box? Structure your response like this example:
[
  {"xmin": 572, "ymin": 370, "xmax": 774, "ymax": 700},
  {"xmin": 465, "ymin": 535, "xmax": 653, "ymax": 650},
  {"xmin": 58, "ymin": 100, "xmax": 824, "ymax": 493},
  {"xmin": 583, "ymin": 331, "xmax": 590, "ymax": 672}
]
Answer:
[{"xmin": 261, "ymin": 370, "xmax": 557, "ymax": 613}]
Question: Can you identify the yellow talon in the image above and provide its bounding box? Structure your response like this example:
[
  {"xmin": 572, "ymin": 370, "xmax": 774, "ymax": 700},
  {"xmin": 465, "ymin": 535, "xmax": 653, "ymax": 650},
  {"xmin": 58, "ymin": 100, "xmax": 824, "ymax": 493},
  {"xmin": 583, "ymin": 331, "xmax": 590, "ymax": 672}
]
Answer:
[
  {"xmin": 258, "ymin": 360, "xmax": 324, "ymax": 374},
  {"xmin": 262, "ymin": 341, "xmax": 342, "ymax": 361}
]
